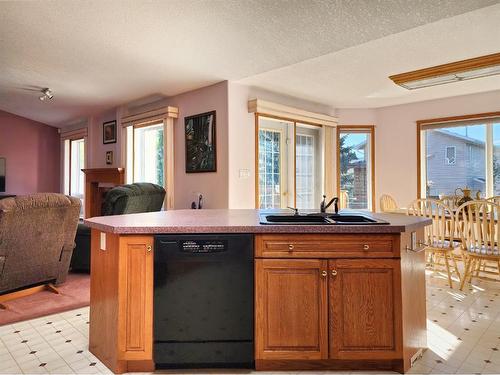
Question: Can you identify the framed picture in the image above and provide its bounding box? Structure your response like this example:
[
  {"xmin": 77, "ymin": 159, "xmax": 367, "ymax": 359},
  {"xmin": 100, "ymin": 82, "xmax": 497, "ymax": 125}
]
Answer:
[
  {"xmin": 106, "ymin": 151, "xmax": 113, "ymax": 165},
  {"xmin": 103, "ymin": 120, "xmax": 117, "ymax": 144},
  {"xmin": 185, "ymin": 111, "xmax": 216, "ymax": 173}
]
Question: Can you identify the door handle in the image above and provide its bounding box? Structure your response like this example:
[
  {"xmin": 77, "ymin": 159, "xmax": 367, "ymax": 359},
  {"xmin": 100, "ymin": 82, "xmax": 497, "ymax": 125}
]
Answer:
[
  {"xmin": 331, "ymin": 269, "xmax": 338, "ymax": 276},
  {"xmin": 321, "ymin": 270, "xmax": 328, "ymax": 278}
]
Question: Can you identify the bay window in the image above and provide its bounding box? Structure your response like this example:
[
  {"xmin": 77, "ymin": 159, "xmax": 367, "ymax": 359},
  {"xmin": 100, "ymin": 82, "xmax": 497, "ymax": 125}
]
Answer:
[{"xmin": 418, "ymin": 115, "xmax": 500, "ymax": 198}]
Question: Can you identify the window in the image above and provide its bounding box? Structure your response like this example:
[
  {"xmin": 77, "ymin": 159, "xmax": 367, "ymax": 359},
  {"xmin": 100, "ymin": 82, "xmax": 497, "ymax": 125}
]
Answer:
[
  {"xmin": 63, "ymin": 137, "xmax": 86, "ymax": 216},
  {"xmin": 128, "ymin": 123, "xmax": 164, "ymax": 186},
  {"xmin": 337, "ymin": 126, "xmax": 374, "ymax": 210},
  {"xmin": 296, "ymin": 124, "xmax": 321, "ymax": 209},
  {"xmin": 418, "ymin": 115, "xmax": 500, "ymax": 198},
  {"xmin": 257, "ymin": 116, "xmax": 324, "ymax": 209},
  {"xmin": 258, "ymin": 128, "xmax": 283, "ymax": 208},
  {"xmin": 445, "ymin": 146, "xmax": 456, "ymax": 165}
]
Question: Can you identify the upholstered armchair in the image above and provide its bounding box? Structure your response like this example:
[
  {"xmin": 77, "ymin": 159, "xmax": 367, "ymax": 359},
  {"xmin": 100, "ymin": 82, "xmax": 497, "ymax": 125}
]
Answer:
[
  {"xmin": 0, "ymin": 193, "xmax": 81, "ymax": 294},
  {"xmin": 71, "ymin": 183, "xmax": 166, "ymax": 272}
]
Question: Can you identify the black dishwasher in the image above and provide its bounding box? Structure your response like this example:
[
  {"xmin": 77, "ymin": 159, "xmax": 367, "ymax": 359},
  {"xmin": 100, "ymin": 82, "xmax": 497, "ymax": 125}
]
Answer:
[{"xmin": 153, "ymin": 234, "xmax": 254, "ymax": 369}]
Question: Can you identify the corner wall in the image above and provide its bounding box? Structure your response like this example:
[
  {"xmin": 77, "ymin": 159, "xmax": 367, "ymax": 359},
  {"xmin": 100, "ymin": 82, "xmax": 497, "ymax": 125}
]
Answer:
[{"xmin": 0, "ymin": 110, "xmax": 60, "ymax": 194}]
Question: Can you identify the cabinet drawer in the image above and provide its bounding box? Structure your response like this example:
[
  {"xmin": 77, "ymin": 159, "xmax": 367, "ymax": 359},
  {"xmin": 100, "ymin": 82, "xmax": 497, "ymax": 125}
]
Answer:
[{"xmin": 255, "ymin": 234, "xmax": 399, "ymax": 258}]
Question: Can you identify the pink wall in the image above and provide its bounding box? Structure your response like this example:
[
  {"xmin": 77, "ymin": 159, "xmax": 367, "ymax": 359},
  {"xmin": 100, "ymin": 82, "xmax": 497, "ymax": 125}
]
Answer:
[
  {"xmin": 168, "ymin": 81, "xmax": 229, "ymax": 209},
  {"xmin": 0, "ymin": 110, "xmax": 60, "ymax": 194}
]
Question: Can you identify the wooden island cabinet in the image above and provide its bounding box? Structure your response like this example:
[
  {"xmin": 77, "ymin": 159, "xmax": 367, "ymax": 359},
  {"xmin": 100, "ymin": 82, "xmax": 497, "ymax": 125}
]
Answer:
[
  {"xmin": 254, "ymin": 232, "xmax": 426, "ymax": 373},
  {"xmin": 84, "ymin": 209, "xmax": 430, "ymax": 374}
]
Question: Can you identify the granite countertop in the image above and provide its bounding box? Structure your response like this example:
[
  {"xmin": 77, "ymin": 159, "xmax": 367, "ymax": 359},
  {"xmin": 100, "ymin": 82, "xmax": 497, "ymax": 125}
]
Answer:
[{"xmin": 83, "ymin": 209, "xmax": 431, "ymax": 234}]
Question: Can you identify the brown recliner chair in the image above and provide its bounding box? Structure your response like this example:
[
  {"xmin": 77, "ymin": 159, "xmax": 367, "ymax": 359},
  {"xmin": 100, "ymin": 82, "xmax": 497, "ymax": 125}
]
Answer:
[{"xmin": 0, "ymin": 193, "xmax": 81, "ymax": 295}]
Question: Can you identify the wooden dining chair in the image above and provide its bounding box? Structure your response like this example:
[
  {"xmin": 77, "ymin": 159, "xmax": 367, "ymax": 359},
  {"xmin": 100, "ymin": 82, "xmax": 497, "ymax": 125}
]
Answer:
[
  {"xmin": 407, "ymin": 198, "xmax": 461, "ymax": 288},
  {"xmin": 486, "ymin": 196, "xmax": 500, "ymax": 205},
  {"xmin": 457, "ymin": 200, "xmax": 500, "ymax": 290},
  {"xmin": 380, "ymin": 194, "xmax": 398, "ymax": 212},
  {"xmin": 439, "ymin": 195, "xmax": 458, "ymax": 210}
]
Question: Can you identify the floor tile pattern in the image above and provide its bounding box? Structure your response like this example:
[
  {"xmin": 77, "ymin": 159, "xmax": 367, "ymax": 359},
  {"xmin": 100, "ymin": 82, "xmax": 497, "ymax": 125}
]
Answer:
[{"xmin": 0, "ymin": 270, "xmax": 499, "ymax": 374}]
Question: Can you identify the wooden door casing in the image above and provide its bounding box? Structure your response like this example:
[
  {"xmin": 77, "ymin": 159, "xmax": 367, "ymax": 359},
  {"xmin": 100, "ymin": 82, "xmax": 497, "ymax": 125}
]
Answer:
[
  {"xmin": 329, "ymin": 259, "xmax": 403, "ymax": 360},
  {"xmin": 255, "ymin": 259, "xmax": 329, "ymax": 360}
]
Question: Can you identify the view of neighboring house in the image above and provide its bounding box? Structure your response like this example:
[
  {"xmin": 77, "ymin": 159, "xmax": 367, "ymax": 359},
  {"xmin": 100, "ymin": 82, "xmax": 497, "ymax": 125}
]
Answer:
[{"xmin": 426, "ymin": 129, "xmax": 486, "ymax": 197}]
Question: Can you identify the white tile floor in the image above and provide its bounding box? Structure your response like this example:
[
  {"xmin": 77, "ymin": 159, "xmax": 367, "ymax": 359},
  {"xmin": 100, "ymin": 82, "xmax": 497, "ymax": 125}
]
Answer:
[{"xmin": 0, "ymin": 270, "xmax": 499, "ymax": 374}]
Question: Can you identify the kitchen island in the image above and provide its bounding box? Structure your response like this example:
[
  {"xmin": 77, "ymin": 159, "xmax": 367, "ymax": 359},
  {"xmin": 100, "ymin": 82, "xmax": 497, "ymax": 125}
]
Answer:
[{"xmin": 84, "ymin": 209, "xmax": 431, "ymax": 374}]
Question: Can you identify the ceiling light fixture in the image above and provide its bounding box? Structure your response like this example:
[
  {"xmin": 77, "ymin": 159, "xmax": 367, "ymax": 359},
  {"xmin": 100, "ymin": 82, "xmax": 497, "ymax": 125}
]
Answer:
[
  {"xmin": 389, "ymin": 52, "xmax": 500, "ymax": 90},
  {"xmin": 39, "ymin": 88, "xmax": 54, "ymax": 101}
]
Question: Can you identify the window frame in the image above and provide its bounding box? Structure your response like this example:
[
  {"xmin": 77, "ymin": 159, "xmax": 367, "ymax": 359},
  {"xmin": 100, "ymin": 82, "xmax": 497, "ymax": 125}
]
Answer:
[
  {"xmin": 445, "ymin": 146, "xmax": 457, "ymax": 165},
  {"xmin": 258, "ymin": 126, "xmax": 285, "ymax": 208},
  {"xmin": 129, "ymin": 121, "xmax": 165, "ymax": 186},
  {"xmin": 417, "ymin": 111, "xmax": 500, "ymax": 198},
  {"xmin": 254, "ymin": 113, "xmax": 325, "ymax": 209},
  {"xmin": 61, "ymin": 129, "xmax": 87, "ymax": 217},
  {"xmin": 336, "ymin": 125, "xmax": 376, "ymax": 211}
]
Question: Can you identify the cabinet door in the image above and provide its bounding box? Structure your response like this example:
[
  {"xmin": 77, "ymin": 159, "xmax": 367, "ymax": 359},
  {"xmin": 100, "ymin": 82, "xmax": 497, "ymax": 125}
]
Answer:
[
  {"xmin": 117, "ymin": 236, "xmax": 154, "ymax": 361},
  {"xmin": 255, "ymin": 259, "xmax": 328, "ymax": 360},
  {"xmin": 329, "ymin": 259, "xmax": 402, "ymax": 360}
]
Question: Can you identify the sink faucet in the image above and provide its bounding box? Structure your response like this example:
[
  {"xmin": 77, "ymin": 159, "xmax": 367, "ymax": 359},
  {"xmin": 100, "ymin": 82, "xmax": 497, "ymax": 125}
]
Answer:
[
  {"xmin": 320, "ymin": 195, "xmax": 339, "ymax": 214},
  {"xmin": 287, "ymin": 206, "xmax": 299, "ymax": 215}
]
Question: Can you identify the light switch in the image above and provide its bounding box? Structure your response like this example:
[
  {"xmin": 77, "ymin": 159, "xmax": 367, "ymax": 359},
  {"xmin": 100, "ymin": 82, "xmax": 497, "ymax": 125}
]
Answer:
[
  {"xmin": 239, "ymin": 169, "xmax": 250, "ymax": 179},
  {"xmin": 100, "ymin": 232, "xmax": 106, "ymax": 251}
]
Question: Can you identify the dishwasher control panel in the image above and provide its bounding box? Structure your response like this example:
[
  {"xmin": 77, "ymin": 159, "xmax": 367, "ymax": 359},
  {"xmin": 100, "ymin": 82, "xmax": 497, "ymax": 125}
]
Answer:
[{"xmin": 180, "ymin": 240, "xmax": 227, "ymax": 253}]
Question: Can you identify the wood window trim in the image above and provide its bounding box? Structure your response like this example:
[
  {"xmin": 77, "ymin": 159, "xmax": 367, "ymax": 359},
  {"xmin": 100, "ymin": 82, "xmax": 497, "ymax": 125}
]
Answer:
[
  {"xmin": 128, "ymin": 120, "xmax": 174, "ymax": 209},
  {"xmin": 255, "ymin": 112, "xmax": 326, "ymax": 209},
  {"xmin": 336, "ymin": 125, "xmax": 375, "ymax": 211},
  {"xmin": 416, "ymin": 111, "xmax": 500, "ymax": 198}
]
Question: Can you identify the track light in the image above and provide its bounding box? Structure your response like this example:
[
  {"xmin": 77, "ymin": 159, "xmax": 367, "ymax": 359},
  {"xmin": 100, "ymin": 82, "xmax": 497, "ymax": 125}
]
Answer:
[{"xmin": 39, "ymin": 88, "xmax": 53, "ymax": 101}]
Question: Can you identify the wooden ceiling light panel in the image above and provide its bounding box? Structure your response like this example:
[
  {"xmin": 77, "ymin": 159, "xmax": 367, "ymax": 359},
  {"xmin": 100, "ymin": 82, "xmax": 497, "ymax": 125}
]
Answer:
[{"xmin": 389, "ymin": 52, "xmax": 500, "ymax": 90}]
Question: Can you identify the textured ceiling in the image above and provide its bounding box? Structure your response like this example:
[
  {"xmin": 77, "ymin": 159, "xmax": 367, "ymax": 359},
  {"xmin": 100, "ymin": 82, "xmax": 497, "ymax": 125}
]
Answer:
[
  {"xmin": 0, "ymin": 0, "xmax": 498, "ymax": 126},
  {"xmin": 239, "ymin": 2, "xmax": 500, "ymax": 108}
]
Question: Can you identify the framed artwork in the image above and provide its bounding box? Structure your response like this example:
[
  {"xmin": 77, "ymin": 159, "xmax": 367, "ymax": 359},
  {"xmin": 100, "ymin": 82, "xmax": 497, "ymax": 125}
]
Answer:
[
  {"xmin": 185, "ymin": 111, "xmax": 216, "ymax": 173},
  {"xmin": 103, "ymin": 120, "xmax": 117, "ymax": 144},
  {"xmin": 106, "ymin": 151, "xmax": 113, "ymax": 165}
]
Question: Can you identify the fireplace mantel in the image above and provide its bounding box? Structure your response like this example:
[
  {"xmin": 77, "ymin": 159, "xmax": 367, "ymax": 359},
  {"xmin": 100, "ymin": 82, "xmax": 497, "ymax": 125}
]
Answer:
[{"xmin": 82, "ymin": 168, "xmax": 125, "ymax": 218}]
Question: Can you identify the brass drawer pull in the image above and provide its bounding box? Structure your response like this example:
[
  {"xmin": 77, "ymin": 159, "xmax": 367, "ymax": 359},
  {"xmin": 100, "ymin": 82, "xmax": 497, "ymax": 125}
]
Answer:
[
  {"xmin": 363, "ymin": 244, "xmax": 370, "ymax": 250},
  {"xmin": 321, "ymin": 270, "xmax": 327, "ymax": 277},
  {"xmin": 146, "ymin": 245, "xmax": 152, "ymax": 253},
  {"xmin": 288, "ymin": 244, "xmax": 294, "ymax": 251},
  {"xmin": 331, "ymin": 269, "xmax": 338, "ymax": 276}
]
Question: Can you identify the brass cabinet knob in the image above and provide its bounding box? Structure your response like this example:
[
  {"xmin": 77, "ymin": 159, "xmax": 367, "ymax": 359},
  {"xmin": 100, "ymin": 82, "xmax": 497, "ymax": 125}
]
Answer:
[
  {"xmin": 331, "ymin": 269, "xmax": 338, "ymax": 276},
  {"xmin": 146, "ymin": 245, "xmax": 152, "ymax": 252},
  {"xmin": 321, "ymin": 270, "xmax": 327, "ymax": 277},
  {"xmin": 363, "ymin": 244, "xmax": 370, "ymax": 250},
  {"xmin": 288, "ymin": 244, "xmax": 294, "ymax": 251}
]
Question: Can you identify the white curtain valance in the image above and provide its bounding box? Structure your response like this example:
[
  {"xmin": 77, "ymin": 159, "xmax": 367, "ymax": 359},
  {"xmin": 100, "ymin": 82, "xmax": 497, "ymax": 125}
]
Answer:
[
  {"xmin": 121, "ymin": 106, "xmax": 178, "ymax": 127},
  {"xmin": 60, "ymin": 127, "xmax": 87, "ymax": 139},
  {"xmin": 248, "ymin": 99, "xmax": 337, "ymax": 127}
]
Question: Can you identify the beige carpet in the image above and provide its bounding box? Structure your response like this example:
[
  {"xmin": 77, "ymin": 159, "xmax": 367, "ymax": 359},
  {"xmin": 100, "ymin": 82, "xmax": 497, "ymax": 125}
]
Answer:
[{"xmin": 0, "ymin": 273, "xmax": 90, "ymax": 326}]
